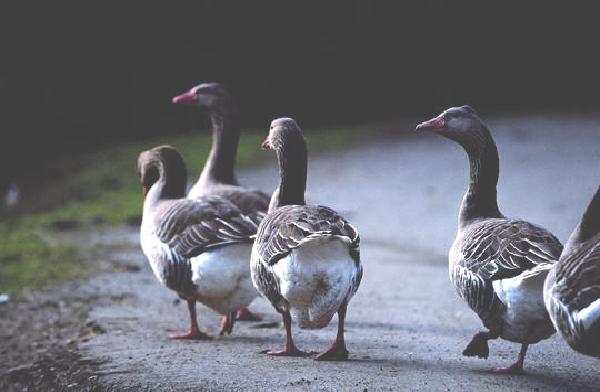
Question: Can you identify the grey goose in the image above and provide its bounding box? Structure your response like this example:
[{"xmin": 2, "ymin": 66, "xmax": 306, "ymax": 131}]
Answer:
[
  {"xmin": 250, "ymin": 118, "xmax": 362, "ymax": 360},
  {"xmin": 138, "ymin": 145, "xmax": 259, "ymax": 339},
  {"xmin": 417, "ymin": 106, "xmax": 562, "ymax": 374},
  {"xmin": 173, "ymin": 82, "xmax": 269, "ymax": 321},
  {"xmin": 544, "ymin": 186, "xmax": 600, "ymax": 357}
]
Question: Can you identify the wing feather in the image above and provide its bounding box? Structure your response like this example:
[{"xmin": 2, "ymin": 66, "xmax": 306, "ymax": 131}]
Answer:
[
  {"xmin": 459, "ymin": 218, "xmax": 562, "ymax": 281},
  {"xmin": 153, "ymin": 196, "xmax": 257, "ymax": 258},
  {"xmin": 453, "ymin": 218, "xmax": 562, "ymax": 324},
  {"xmin": 255, "ymin": 205, "xmax": 360, "ymax": 267}
]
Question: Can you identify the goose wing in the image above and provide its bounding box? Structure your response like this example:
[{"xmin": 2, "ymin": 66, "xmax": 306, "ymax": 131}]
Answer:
[
  {"xmin": 153, "ymin": 196, "xmax": 258, "ymax": 258},
  {"xmin": 459, "ymin": 218, "xmax": 562, "ymax": 281},
  {"xmin": 453, "ymin": 218, "xmax": 562, "ymax": 322},
  {"xmin": 255, "ymin": 205, "xmax": 360, "ymax": 267},
  {"xmin": 551, "ymin": 237, "xmax": 600, "ymax": 316},
  {"xmin": 218, "ymin": 188, "xmax": 270, "ymax": 225}
]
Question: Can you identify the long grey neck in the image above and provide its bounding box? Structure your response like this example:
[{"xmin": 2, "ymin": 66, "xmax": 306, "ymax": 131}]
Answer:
[
  {"xmin": 457, "ymin": 127, "xmax": 502, "ymax": 227},
  {"xmin": 270, "ymin": 137, "xmax": 307, "ymax": 211},
  {"xmin": 199, "ymin": 107, "xmax": 240, "ymax": 186},
  {"xmin": 145, "ymin": 162, "xmax": 186, "ymax": 208},
  {"xmin": 566, "ymin": 186, "xmax": 600, "ymax": 250}
]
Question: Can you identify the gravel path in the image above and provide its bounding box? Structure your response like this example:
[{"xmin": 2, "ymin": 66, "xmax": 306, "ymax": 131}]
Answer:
[{"xmin": 2, "ymin": 114, "xmax": 600, "ymax": 391}]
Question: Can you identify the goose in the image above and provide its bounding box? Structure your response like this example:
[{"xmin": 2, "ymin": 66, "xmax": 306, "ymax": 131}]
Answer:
[
  {"xmin": 173, "ymin": 82, "xmax": 269, "ymax": 321},
  {"xmin": 138, "ymin": 145, "xmax": 259, "ymax": 339},
  {"xmin": 544, "ymin": 186, "xmax": 600, "ymax": 357},
  {"xmin": 417, "ymin": 106, "xmax": 562, "ymax": 374},
  {"xmin": 250, "ymin": 118, "xmax": 362, "ymax": 361}
]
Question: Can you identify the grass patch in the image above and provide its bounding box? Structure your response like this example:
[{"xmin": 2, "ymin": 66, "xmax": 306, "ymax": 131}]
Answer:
[
  {"xmin": 0, "ymin": 124, "xmax": 380, "ymax": 293},
  {"xmin": 0, "ymin": 223, "xmax": 82, "ymax": 294}
]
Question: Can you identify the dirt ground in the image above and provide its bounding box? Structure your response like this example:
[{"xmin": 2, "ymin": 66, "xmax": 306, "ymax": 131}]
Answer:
[{"xmin": 2, "ymin": 114, "xmax": 600, "ymax": 391}]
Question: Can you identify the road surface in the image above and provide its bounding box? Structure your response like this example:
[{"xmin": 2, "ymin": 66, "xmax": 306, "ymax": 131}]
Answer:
[{"xmin": 3, "ymin": 114, "xmax": 600, "ymax": 391}]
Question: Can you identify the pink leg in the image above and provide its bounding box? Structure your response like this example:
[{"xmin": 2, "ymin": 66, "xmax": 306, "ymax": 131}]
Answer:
[
  {"xmin": 219, "ymin": 311, "xmax": 236, "ymax": 335},
  {"xmin": 169, "ymin": 298, "xmax": 211, "ymax": 340},
  {"xmin": 492, "ymin": 344, "xmax": 528, "ymax": 375},
  {"xmin": 462, "ymin": 330, "xmax": 498, "ymax": 359},
  {"xmin": 315, "ymin": 299, "xmax": 349, "ymax": 361},
  {"xmin": 261, "ymin": 310, "xmax": 313, "ymax": 357},
  {"xmin": 235, "ymin": 307, "xmax": 262, "ymax": 321}
]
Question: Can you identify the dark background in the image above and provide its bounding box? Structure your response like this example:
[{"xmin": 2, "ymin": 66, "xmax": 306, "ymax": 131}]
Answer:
[{"xmin": 1, "ymin": 1, "xmax": 599, "ymax": 187}]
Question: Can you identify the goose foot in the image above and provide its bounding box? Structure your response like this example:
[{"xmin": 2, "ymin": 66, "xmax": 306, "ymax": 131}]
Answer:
[
  {"xmin": 235, "ymin": 308, "xmax": 262, "ymax": 321},
  {"xmin": 491, "ymin": 364, "xmax": 525, "ymax": 375},
  {"xmin": 315, "ymin": 299, "xmax": 349, "ymax": 361},
  {"xmin": 315, "ymin": 343, "xmax": 349, "ymax": 361},
  {"xmin": 490, "ymin": 343, "xmax": 528, "ymax": 375},
  {"xmin": 262, "ymin": 309, "xmax": 313, "ymax": 357},
  {"xmin": 463, "ymin": 331, "xmax": 497, "ymax": 359},
  {"xmin": 168, "ymin": 329, "xmax": 211, "ymax": 340},
  {"xmin": 170, "ymin": 298, "xmax": 211, "ymax": 340},
  {"xmin": 260, "ymin": 347, "xmax": 314, "ymax": 357},
  {"xmin": 219, "ymin": 312, "xmax": 235, "ymax": 335}
]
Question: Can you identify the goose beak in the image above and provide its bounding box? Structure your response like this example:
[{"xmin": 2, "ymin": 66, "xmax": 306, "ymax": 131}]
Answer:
[
  {"xmin": 261, "ymin": 138, "xmax": 271, "ymax": 150},
  {"xmin": 416, "ymin": 115, "xmax": 445, "ymax": 131},
  {"xmin": 172, "ymin": 91, "xmax": 197, "ymax": 105}
]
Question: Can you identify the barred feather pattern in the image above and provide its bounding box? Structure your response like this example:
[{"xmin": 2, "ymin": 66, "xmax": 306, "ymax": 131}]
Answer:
[
  {"xmin": 545, "ymin": 233, "xmax": 600, "ymax": 355},
  {"xmin": 251, "ymin": 204, "xmax": 362, "ymax": 310},
  {"xmin": 452, "ymin": 265, "xmax": 503, "ymax": 323},
  {"xmin": 188, "ymin": 183, "xmax": 269, "ymax": 226},
  {"xmin": 154, "ymin": 195, "xmax": 258, "ymax": 258},
  {"xmin": 142, "ymin": 195, "xmax": 258, "ymax": 299},
  {"xmin": 451, "ymin": 218, "xmax": 562, "ymax": 325},
  {"xmin": 210, "ymin": 187, "xmax": 269, "ymax": 226},
  {"xmin": 252, "ymin": 257, "xmax": 286, "ymax": 310},
  {"xmin": 255, "ymin": 205, "xmax": 360, "ymax": 268},
  {"xmin": 155, "ymin": 242, "xmax": 196, "ymax": 298}
]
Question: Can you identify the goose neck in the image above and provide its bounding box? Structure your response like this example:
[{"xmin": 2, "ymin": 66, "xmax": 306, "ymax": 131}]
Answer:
[
  {"xmin": 199, "ymin": 108, "xmax": 240, "ymax": 186},
  {"xmin": 458, "ymin": 128, "xmax": 502, "ymax": 226},
  {"xmin": 272, "ymin": 137, "xmax": 307, "ymax": 209}
]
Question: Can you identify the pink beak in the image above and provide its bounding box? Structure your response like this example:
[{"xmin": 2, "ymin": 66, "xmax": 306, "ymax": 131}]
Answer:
[
  {"xmin": 416, "ymin": 115, "xmax": 445, "ymax": 131},
  {"xmin": 261, "ymin": 139, "xmax": 271, "ymax": 150},
  {"xmin": 172, "ymin": 91, "xmax": 197, "ymax": 105}
]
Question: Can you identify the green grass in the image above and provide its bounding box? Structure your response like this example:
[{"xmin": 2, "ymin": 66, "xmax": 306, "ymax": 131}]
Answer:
[
  {"xmin": 0, "ymin": 224, "xmax": 82, "ymax": 294},
  {"xmin": 0, "ymin": 124, "xmax": 380, "ymax": 293}
]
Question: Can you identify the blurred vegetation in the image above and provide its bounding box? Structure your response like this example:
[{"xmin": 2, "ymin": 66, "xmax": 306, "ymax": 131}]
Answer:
[{"xmin": 0, "ymin": 125, "xmax": 379, "ymax": 293}]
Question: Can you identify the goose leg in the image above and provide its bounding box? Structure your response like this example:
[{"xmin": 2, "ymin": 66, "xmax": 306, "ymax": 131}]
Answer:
[
  {"xmin": 261, "ymin": 310, "xmax": 312, "ymax": 356},
  {"xmin": 462, "ymin": 330, "xmax": 498, "ymax": 359},
  {"xmin": 492, "ymin": 344, "xmax": 528, "ymax": 374},
  {"xmin": 235, "ymin": 307, "xmax": 262, "ymax": 321},
  {"xmin": 169, "ymin": 298, "xmax": 211, "ymax": 340},
  {"xmin": 219, "ymin": 311, "xmax": 236, "ymax": 335},
  {"xmin": 315, "ymin": 299, "xmax": 349, "ymax": 361}
]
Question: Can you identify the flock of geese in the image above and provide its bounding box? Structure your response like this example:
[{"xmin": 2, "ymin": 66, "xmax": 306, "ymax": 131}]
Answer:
[{"xmin": 138, "ymin": 82, "xmax": 600, "ymax": 373}]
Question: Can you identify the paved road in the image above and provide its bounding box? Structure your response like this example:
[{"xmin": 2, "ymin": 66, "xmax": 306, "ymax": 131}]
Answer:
[{"xmin": 79, "ymin": 115, "xmax": 600, "ymax": 391}]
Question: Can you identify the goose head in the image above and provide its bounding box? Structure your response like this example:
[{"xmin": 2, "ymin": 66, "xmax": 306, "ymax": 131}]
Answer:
[
  {"xmin": 416, "ymin": 105, "xmax": 485, "ymax": 143},
  {"xmin": 172, "ymin": 82, "xmax": 232, "ymax": 110},
  {"xmin": 261, "ymin": 117, "xmax": 305, "ymax": 151},
  {"xmin": 137, "ymin": 145, "xmax": 187, "ymax": 200}
]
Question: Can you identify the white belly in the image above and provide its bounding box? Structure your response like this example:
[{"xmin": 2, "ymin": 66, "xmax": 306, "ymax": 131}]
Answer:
[
  {"xmin": 493, "ymin": 264, "xmax": 555, "ymax": 343},
  {"xmin": 191, "ymin": 243, "xmax": 258, "ymax": 314},
  {"xmin": 272, "ymin": 237, "xmax": 358, "ymax": 329}
]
